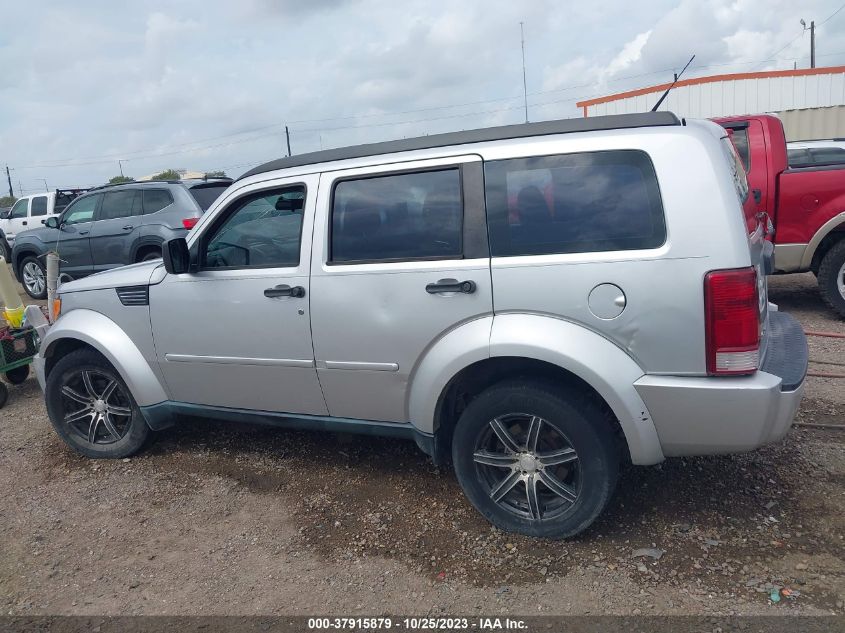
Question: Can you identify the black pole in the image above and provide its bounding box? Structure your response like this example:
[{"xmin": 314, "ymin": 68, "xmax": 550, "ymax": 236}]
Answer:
[
  {"xmin": 5, "ymin": 165, "xmax": 12, "ymax": 198},
  {"xmin": 810, "ymin": 20, "xmax": 815, "ymax": 68},
  {"xmin": 285, "ymin": 125, "xmax": 292, "ymax": 157}
]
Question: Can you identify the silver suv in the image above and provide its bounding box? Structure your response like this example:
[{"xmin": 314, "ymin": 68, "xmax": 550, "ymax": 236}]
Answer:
[{"xmin": 35, "ymin": 113, "xmax": 808, "ymax": 538}]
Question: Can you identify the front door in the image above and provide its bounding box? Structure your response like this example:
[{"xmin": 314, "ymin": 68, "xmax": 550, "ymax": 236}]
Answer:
[
  {"xmin": 89, "ymin": 189, "xmax": 143, "ymax": 271},
  {"xmin": 309, "ymin": 156, "xmax": 493, "ymax": 422},
  {"xmin": 150, "ymin": 175, "xmax": 327, "ymax": 414},
  {"xmin": 56, "ymin": 193, "xmax": 99, "ymax": 277},
  {"xmin": 6, "ymin": 198, "xmax": 29, "ymax": 242}
]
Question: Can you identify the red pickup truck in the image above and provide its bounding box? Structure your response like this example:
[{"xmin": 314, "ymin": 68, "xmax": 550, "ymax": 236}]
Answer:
[{"xmin": 715, "ymin": 114, "xmax": 845, "ymax": 317}]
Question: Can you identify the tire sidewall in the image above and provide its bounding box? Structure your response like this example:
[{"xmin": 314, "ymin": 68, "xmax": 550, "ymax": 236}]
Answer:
[
  {"xmin": 20, "ymin": 255, "xmax": 47, "ymax": 300},
  {"xmin": 818, "ymin": 241, "xmax": 845, "ymax": 317},
  {"xmin": 452, "ymin": 382, "xmax": 617, "ymax": 539},
  {"xmin": 45, "ymin": 350, "xmax": 149, "ymax": 458}
]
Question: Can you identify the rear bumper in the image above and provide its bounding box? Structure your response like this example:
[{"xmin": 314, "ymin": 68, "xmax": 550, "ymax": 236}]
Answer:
[{"xmin": 634, "ymin": 312, "xmax": 807, "ymax": 457}]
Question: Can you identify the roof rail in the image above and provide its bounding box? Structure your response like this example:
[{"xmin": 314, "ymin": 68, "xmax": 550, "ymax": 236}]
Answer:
[{"xmin": 239, "ymin": 112, "xmax": 680, "ymax": 180}]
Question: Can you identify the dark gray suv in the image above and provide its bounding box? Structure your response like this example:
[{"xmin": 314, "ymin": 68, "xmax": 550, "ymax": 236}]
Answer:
[{"xmin": 11, "ymin": 178, "xmax": 231, "ymax": 298}]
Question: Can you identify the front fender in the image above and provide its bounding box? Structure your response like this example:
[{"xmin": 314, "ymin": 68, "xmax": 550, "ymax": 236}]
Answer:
[
  {"xmin": 490, "ymin": 314, "xmax": 663, "ymax": 465},
  {"xmin": 40, "ymin": 309, "xmax": 168, "ymax": 407}
]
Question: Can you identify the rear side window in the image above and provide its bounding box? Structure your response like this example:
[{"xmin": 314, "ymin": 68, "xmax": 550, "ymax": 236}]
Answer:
[
  {"xmin": 730, "ymin": 128, "xmax": 750, "ymax": 171},
  {"xmin": 100, "ymin": 190, "xmax": 141, "ymax": 220},
  {"xmin": 331, "ymin": 169, "xmax": 462, "ymax": 263},
  {"xmin": 189, "ymin": 184, "xmax": 229, "ymax": 211},
  {"xmin": 484, "ymin": 150, "xmax": 666, "ymax": 257},
  {"xmin": 142, "ymin": 189, "xmax": 174, "ymax": 214},
  {"xmin": 30, "ymin": 196, "xmax": 48, "ymax": 216}
]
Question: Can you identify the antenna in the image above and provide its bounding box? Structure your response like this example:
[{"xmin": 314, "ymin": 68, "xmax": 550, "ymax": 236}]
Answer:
[
  {"xmin": 651, "ymin": 54, "xmax": 695, "ymax": 112},
  {"xmin": 520, "ymin": 22, "xmax": 528, "ymax": 123}
]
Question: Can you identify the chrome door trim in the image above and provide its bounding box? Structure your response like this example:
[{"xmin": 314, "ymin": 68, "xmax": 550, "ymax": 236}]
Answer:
[
  {"xmin": 321, "ymin": 360, "xmax": 399, "ymax": 371},
  {"xmin": 165, "ymin": 353, "xmax": 315, "ymax": 368}
]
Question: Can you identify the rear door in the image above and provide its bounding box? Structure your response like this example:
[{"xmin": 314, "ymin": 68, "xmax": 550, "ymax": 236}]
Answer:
[
  {"xmin": 309, "ymin": 156, "xmax": 492, "ymax": 422},
  {"xmin": 89, "ymin": 189, "xmax": 143, "ymax": 271}
]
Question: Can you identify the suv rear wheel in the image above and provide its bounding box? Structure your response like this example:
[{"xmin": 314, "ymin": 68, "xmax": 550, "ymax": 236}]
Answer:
[
  {"xmin": 20, "ymin": 255, "xmax": 47, "ymax": 300},
  {"xmin": 452, "ymin": 380, "xmax": 619, "ymax": 539},
  {"xmin": 45, "ymin": 349, "xmax": 150, "ymax": 458},
  {"xmin": 818, "ymin": 238, "xmax": 845, "ymax": 318}
]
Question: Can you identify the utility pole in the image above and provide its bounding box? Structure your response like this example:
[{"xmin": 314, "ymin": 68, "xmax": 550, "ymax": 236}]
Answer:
[
  {"xmin": 519, "ymin": 22, "xmax": 529, "ymax": 123},
  {"xmin": 4, "ymin": 165, "xmax": 12, "ymax": 198},
  {"xmin": 39, "ymin": 178, "xmax": 48, "ymax": 192},
  {"xmin": 118, "ymin": 159, "xmax": 125, "ymax": 177},
  {"xmin": 801, "ymin": 19, "xmax": 816, "ymax": 68},
  {"xmin": 285, "ymin": 125, "xmax": 292, "ymax": 157},
  {"xmin": 810, "ymin": 20, "xmax": 815, "ymax": 68}
]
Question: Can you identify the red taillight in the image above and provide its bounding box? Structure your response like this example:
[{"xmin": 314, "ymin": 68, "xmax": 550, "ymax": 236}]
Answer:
[
  {"xmin": 704, "ymin": 267, "xmax": 760, "ymax": 376},
  {"xmin": 182, "ymin": 217, "xmax": 199, "ymax": 230}
]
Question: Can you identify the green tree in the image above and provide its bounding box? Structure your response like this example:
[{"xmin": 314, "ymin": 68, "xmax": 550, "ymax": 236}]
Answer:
[
  {"xmin": 151, "ymin": 169, "xmax": 182, "ymax": 181},
  {"xmin": 108, "ymin": 175, "xmax": 134, "ymax": 184},
  {"xmin": 204, "ymin": 170, "xmax": 228, "ymax": 178},
  {"xmin": 0, "ymin": 195, "xmax": 16, "ymax": 207}
]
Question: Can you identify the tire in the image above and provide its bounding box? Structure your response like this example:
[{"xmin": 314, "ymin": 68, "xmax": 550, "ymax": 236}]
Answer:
[
  {"xmin": 139, "ymin": 249, "xmax": 162, "ymax": 262},
  {"xmin": 0, "ymin": 237, "xmax": 10, "ymax": 263},
  {"xmin": 817, "ymin": 238, "xmax": 845, "ymax": 319},
  {"xmin": 452, "ymin": 380, "xmax": 619, "ymax": 539},
  {"xmin": 19, "ymin": 255, "xmax": 47, "ymax": 300},
  {"xmin": 4, "ymin": 365, "xmax": 29, "ymax": 385},
  {"xmin": 45, "ymin": 349, "xmax": 150, "ymax": 458}
]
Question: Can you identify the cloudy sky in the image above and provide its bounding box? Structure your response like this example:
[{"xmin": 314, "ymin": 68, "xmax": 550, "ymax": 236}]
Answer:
[{"xmin": 1, "ymin": 0, "xmax": 843, "ymax": 193}]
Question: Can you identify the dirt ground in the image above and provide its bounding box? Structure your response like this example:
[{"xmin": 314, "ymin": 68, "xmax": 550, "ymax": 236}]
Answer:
[{"xmin": 0, "ymin": 272, "xmax": 842, "ymax": 616}]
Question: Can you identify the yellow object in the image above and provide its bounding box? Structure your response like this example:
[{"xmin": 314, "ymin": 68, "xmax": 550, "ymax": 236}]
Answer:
[
  {"xmin": 0, "ymin": 256, "xmax": 22, "ymax": 309},
  {"xmin": 3, "ymin": 306, "xmax": 25, "ymax": 328}
]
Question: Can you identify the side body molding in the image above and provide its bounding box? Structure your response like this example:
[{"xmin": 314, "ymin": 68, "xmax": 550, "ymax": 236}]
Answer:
[
  {"xmin": 489, "ymin": 314, "xmax": 664, "ymax": 465},
  {"xmin": 40, "ymin": 309, "xmax": 169, "ymax": 407}
]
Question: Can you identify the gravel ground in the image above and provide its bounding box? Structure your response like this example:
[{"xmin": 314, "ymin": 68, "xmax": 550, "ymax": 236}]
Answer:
[{"xmin": 0, "ymin": 272, "xmax": 842, "ymax": 616}]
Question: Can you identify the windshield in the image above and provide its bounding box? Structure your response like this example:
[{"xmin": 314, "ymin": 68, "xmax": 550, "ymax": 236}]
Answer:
[{"xmin": 189, "ymin": 184, "xmax": 230, "ymax": 211}]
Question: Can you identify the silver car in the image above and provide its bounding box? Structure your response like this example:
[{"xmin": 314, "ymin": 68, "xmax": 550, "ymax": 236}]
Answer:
[{"xmin": 35, "ymin": 112, "xmax": 808, "ymax": 538}]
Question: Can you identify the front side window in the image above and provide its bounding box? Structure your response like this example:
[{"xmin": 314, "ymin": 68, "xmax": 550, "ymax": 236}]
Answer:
[
  {"xmin": 142, "ymin": 189, "xmax": 174, "ymax": 214},
  {"xmin": 485, "ymin": 150, "xmax": 666, "ymax": 257},
  {"xmin": 30, "ymin": 196, "xmax": 48, "ymax": 216},
  {"xmin": 203, "ymin": 186, "xmax": 305, "ymax": 269},
  {"xmin": 9, "ymin": 199, "xmax": 28, "ymax": 219},
  {"xmin": 63, "ymin": 195, "xmax": 100, "ymax": 225},
  {"xmin": 100, "ymin": 190, "xmax": 141, "ymax": 220},
  {"xmin": 331, "ymin": 168, "xmax": 462, "ymax": 263}
]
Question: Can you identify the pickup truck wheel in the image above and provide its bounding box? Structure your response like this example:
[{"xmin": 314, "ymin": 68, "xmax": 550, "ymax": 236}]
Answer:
[
  {"xmin": 452, "ymin": 380, "xmax": 618, "ymax": 539},
  {"xmin": 817, "ymin": 239, "xmax": 845, "ymax": 318},
  {"xmin": 20, "ymin": 256, "xmax": 47, "ymax": 300},
  {"xmin": 45, "ymin": 349, "xmax": 150, "ymax": 459}
]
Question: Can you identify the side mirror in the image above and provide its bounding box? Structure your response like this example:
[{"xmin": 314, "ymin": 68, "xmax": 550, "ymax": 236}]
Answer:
[
  {"xmin": 44, "ymin": 216, "xmax": 60, "ymax": 229},
  {"xmin": 163, "ymin": 238, "xmax": 191, "ymax": 274}
]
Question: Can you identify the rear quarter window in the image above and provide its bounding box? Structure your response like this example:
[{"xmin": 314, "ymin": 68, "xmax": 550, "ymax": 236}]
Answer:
[
  {"xmin": 142, "ymin": 189, "xmax": 174, "ymax": 214},
  {"xmin": 484, "ymin": 150, "xmax": 666, "ymax": 257},
  {"xmin": 189, "ymin": 184, "xmax": 230, "ymax": 211}
]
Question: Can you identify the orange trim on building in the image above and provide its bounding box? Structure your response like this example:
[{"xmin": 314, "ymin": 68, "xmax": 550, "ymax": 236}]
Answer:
[{"xmin": 576, "ymin": 65, "xmax": 845, "ymax": 111}]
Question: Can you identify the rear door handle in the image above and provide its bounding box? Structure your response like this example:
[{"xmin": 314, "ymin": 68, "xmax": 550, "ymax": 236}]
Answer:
[
  {"xmin": 79, "ymin": 230, "xmax": 89, "ymax": 235},
  {"xmin": 122, "ymin": 225, "xmax": 133, "ymax": 230},
  {"xmin": 425, "ymin": 279, "xmax": 477, "ymax": 294},
  {"xmin": 264, "ymin": 284, "xmax": 306, "ymax": 299}
]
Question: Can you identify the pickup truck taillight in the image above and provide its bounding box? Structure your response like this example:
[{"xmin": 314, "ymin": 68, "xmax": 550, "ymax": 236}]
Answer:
[
  {"xmin": 704, "ymin": 267, "xmax": 760, "ymax": 376},
  {"xmin": 182, "ymin": 218, "xmax": 199, "ymax": 230}
]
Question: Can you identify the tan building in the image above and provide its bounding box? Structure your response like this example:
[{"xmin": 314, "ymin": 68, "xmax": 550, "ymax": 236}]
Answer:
[{"xmin": 576, "ymin": 66, "xmax": 845, "ymax": 141}]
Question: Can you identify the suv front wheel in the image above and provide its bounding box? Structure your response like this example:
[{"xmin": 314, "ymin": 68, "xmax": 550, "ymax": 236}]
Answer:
[
  {"xmin": 45, "ymin": 349, "xmax": 150, "ymax": 458},
  {"xmin": 20, "ymin": 255, "xmax": 47, "ymax": 300},
  {"xmin": 452, "ymin": 380, "xmax": 619, "ymax": 539}
]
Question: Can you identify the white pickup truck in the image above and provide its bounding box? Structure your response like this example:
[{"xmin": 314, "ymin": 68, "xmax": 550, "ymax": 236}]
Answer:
[{"xmin": 0, "ymin": 189, "xmax": 88, "ymax": 259}]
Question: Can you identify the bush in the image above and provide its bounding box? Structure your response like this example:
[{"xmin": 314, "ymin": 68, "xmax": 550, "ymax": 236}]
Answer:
[
  {"xmin": 0, "ymin": 195, "xmax": 16, "ymax": 207},
  {"xmin": 205, "ymin": 170, "xmax": 228, "ymax": 178},
  {"xmin": 151, "ymin": 169, "xmax": 182, "ymax": 181},
  {"xmin": 108, "ymin": 176, "xmax": 134, "ymax": 184}
]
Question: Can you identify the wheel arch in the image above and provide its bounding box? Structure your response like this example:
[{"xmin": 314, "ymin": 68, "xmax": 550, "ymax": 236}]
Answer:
[
  {"xmin": 408, "ymin": 314, "xmax": 664, "ymax": 466},
  {"xmin": 802, "ymin": 210, "xmax": 845, "ymax": 272},
  {"xmin": 41, "ymin": 309, "xmax": 168, "ymax": 407}
]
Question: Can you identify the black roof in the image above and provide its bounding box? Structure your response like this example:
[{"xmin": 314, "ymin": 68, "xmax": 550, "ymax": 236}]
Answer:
[{"xmin": 240, "ymin": 112, "xmax": 680, "ymax": 180}]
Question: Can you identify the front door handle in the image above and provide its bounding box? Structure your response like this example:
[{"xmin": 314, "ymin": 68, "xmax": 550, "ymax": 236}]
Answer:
[
  {"xmin": 425, "ymin": 278, "xmax": 476, "ymax": 294},
  {"xmin": 79, "ymin": 230, "xmax": 89, "ymax": 235},
  {"xmin": 21, "ymin": 221, "xmax": 27, "ymax": 226},
  {"xmin": 122, "ymin": 225, "xmax": 133, "ymax": 230},
  {"xmin": 264, "ymin": 284, "xmax": 306, "ymax": 299}
]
